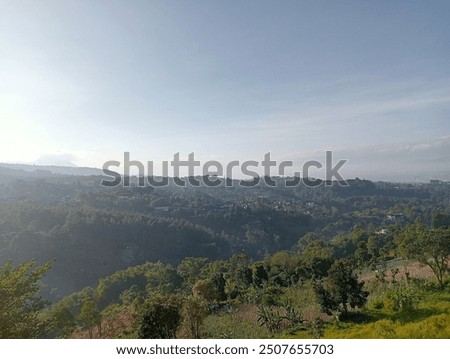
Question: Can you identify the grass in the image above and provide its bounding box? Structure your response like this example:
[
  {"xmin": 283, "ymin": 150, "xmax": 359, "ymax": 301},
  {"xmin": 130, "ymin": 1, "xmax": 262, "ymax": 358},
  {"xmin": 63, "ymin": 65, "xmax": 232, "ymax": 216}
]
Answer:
[
  {"xmin": 283, "ymin": 289, "xmax": 450, "ymax": 339},
  {"xmin": 202, "ymin": 303, "xmax": 270, "ymax": 338}
]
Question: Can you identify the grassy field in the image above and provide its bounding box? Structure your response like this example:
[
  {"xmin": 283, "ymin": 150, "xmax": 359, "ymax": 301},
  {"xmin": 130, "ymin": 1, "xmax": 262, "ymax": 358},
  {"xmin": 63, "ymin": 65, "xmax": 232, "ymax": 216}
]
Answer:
[{"xmin": 281, "ymin": 285, "xmax": 450, "ymax": 339}]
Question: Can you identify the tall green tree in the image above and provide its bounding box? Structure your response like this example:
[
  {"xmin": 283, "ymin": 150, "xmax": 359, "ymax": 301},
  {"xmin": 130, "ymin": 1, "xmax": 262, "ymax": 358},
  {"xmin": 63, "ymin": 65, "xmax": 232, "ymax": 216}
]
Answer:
[
  {"xmin": 136, "ymin": 295, "xmax": 182, "ymax": 339},
  {"xmin": 0, "ymin": 259, "xmax": 51, "ymax": 338},
  {"xmin": 314, "ymin": 259, "xmax": 368, "ymax": 318},
  {"xmin": 224, "ymin": 254, "xmax": 252, "ymax": 300},
  {"xmin": 182, "ymin": 295, "xmax": 207, "ymax": 339},
  {"xmin": 49, "ymin": 303, "xmax": 76, "ymax": 338},
  {"xmin": 78, "ymin": 299, "xmax": 102, "ymax": 338},
  {"xmin": 177, "ymin": 257, "xmax": 210, "ymax": 291},
  {"xmin": 298, "ymin": 238, "xmax": 333, "ymax": 279},
  {"xmin": 397, "ymin": 225, "xmax": 450, "ymax": 288},
  {"xmin": 192, "ymin": 279, "xmax": 220, "ymax": 302}
]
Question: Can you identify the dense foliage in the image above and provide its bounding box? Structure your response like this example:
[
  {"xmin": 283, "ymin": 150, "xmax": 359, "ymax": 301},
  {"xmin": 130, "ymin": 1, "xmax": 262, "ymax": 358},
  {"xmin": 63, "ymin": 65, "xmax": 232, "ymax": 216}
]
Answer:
[
  {"xmin": 0, "ymin": 260, "xmax": 51, "ymax": 338},
  {"xmin": 0, "ymin": 171, "xmax": 449, "ymax": 338}
]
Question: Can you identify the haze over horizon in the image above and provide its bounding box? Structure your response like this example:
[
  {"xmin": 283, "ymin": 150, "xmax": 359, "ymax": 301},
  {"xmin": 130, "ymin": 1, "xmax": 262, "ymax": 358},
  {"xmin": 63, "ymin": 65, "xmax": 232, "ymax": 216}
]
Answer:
[{"xmin": 1, "ymin": 0, "xmax": 449, "ymax": 182}]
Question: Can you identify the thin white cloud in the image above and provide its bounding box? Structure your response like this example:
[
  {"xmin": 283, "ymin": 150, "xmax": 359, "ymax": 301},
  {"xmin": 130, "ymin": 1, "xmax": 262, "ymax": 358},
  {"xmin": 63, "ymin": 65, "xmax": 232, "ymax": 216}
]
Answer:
[
  {"xmin": 286, "ymin": 136, "xmax": 450, "ymax": 182},
  {"xmin": 231, "ymin": 82, "xmax": 450, "ymax": 135}
]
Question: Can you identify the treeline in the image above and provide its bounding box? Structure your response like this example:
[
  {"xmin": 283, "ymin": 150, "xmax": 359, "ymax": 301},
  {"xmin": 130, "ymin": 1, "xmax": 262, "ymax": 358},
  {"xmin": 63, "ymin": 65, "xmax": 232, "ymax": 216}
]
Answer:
[
  {"xmin": 35, "ymin": 222, "xmax": 449, "ymax": 339},
  {"xmin": 1, "ymin": 179, "xmax": 449, "ymax": 301},
  {"xmin": 0, "ymin": 204, "xmax": 231, "ymax": 299},
  {"xmin": 1, "ymin": 176, "xmax": 450, "ymax": 338}
]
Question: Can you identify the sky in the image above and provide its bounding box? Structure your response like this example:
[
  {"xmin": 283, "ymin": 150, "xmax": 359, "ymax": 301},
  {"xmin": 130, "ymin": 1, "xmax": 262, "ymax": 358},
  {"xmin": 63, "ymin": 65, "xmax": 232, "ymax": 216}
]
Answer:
[{"xmin": 0, "ymin": 0, "xmax": 449, "ymax": 181}]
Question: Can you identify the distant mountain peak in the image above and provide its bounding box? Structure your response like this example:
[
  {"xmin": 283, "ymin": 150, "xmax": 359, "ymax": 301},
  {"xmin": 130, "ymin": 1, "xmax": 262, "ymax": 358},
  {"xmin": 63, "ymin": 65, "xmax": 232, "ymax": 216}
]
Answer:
[
  {"xmin": 0, "ymin": 163, "xmax": 103, "ymax": 176},
  {"xmin": 33, "ymin": 154, "xmax": 78, "ymax": 167}
]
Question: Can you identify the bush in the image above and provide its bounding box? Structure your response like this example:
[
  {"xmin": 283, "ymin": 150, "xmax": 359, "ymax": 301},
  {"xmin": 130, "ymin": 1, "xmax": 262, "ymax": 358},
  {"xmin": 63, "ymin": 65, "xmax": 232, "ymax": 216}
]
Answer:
[
  {"xmin": 261, "ymin": 286, "xmax": 283, "ymax": 306},
  {"xmin": 386, "ymin": 284, "xmax": 420, "ymax": 312},
  {"xmin": 135, "ymin": 295, "xmax": 182, "ymax": 338}
]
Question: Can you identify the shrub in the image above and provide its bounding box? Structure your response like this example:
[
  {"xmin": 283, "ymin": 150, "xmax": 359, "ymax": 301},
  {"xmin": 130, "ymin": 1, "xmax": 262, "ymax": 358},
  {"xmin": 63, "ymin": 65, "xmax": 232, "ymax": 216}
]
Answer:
[
  {"xmin": 386, "ymin": 284, "xmax": 420, "ymax": 312},
  {"xmin": 135, "ymin": 295, "xmax": 182, "ymax": 339}
]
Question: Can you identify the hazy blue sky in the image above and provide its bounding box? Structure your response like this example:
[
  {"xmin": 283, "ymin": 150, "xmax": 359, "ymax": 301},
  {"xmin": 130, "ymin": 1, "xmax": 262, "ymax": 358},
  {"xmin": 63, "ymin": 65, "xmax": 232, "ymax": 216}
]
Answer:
[{"xmin": 1, "ymin": 0, "xmax": 449, "ymax": 180}]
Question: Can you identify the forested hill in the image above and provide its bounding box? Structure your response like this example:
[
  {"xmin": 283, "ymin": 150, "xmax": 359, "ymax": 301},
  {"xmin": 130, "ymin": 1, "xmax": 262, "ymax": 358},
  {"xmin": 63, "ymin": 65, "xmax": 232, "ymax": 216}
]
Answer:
[
  {"xmin": 0, "ymin": 171, "xmax": 449, "ymax": 302},
  {"xmin": 0, "ymin": 163, "xmax": 103, "ymax": 176}
]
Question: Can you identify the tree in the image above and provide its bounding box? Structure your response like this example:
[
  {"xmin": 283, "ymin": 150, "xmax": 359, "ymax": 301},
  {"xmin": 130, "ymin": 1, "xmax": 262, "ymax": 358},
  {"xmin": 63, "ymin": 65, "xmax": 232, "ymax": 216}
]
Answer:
[
  {"xmin": 145, "ymin": 263, "xmax": 182, "ymax": 295},
  {"xmin": 314, "ymin": 259, "xmax": 368, "ymax": 318},
  {"xmin": 251, "ymin": 262, "xmax": 269, "ymax": 288},
  {"xmin": 78, "ymin": 299, "xmax": 102, "ymax": 338},
  {"xmin": 432, "ymin": 213, "xmax": 450, "ymax": 229},
  {"xmin": 177, "ymin": 257, "xmax": 210, "ymax": 291},
  {"xmin": 298, "ymin": 238, "xmax": 333, "ymax": 279},
  {"xmin": 49, "ymin": 303, "xmax": 76, "ymax": 338},
  {"xmin": 192, "ymin": 279, "xmax": 220, "ymax": 302},
  {"xmin": 366, "ymin": 232, "xmax": 394, "ymax": 269},
  {"xmin": 397, "ymin": 225, "xmax": 450, "ymax": 288},
  {"xmin": 204, "ymin": 260, "xmax": 227, "ymax": 301},
  {"xmin": 0, "ymin": 259, "xmax": 51, "ymax": 338},
  {"xmin": 269, "ymin": 251, "xmax": 300, "ymax": 286},
  {"xmin": 182, "ymin": 295, "xmax": 207, "ymax": 339},
  {"xmin": 224, "ymin": 254, "xmax": 252, "ymax": 300},
  {"xmin": 101, "ymin": 303, "xmax": 123, "ymax": 336},
  {"xmin": 120, "ymin": 284, "xmax": 144, "ymax": 307},
  {"xmin": 136, "ymin": 295, "xmax": 182, "ymax": 339}
]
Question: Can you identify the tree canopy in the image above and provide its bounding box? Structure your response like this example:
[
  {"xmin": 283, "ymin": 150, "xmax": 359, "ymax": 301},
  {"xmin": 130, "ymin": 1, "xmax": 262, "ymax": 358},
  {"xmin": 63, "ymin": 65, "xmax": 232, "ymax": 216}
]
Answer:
[
  {"xmin": 397, "ymin": 225, "xmax": 450, "ymax": 288},
  {"xmin": 0, "ymin": 259, "xmax": 51, "ymax": 338}
]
